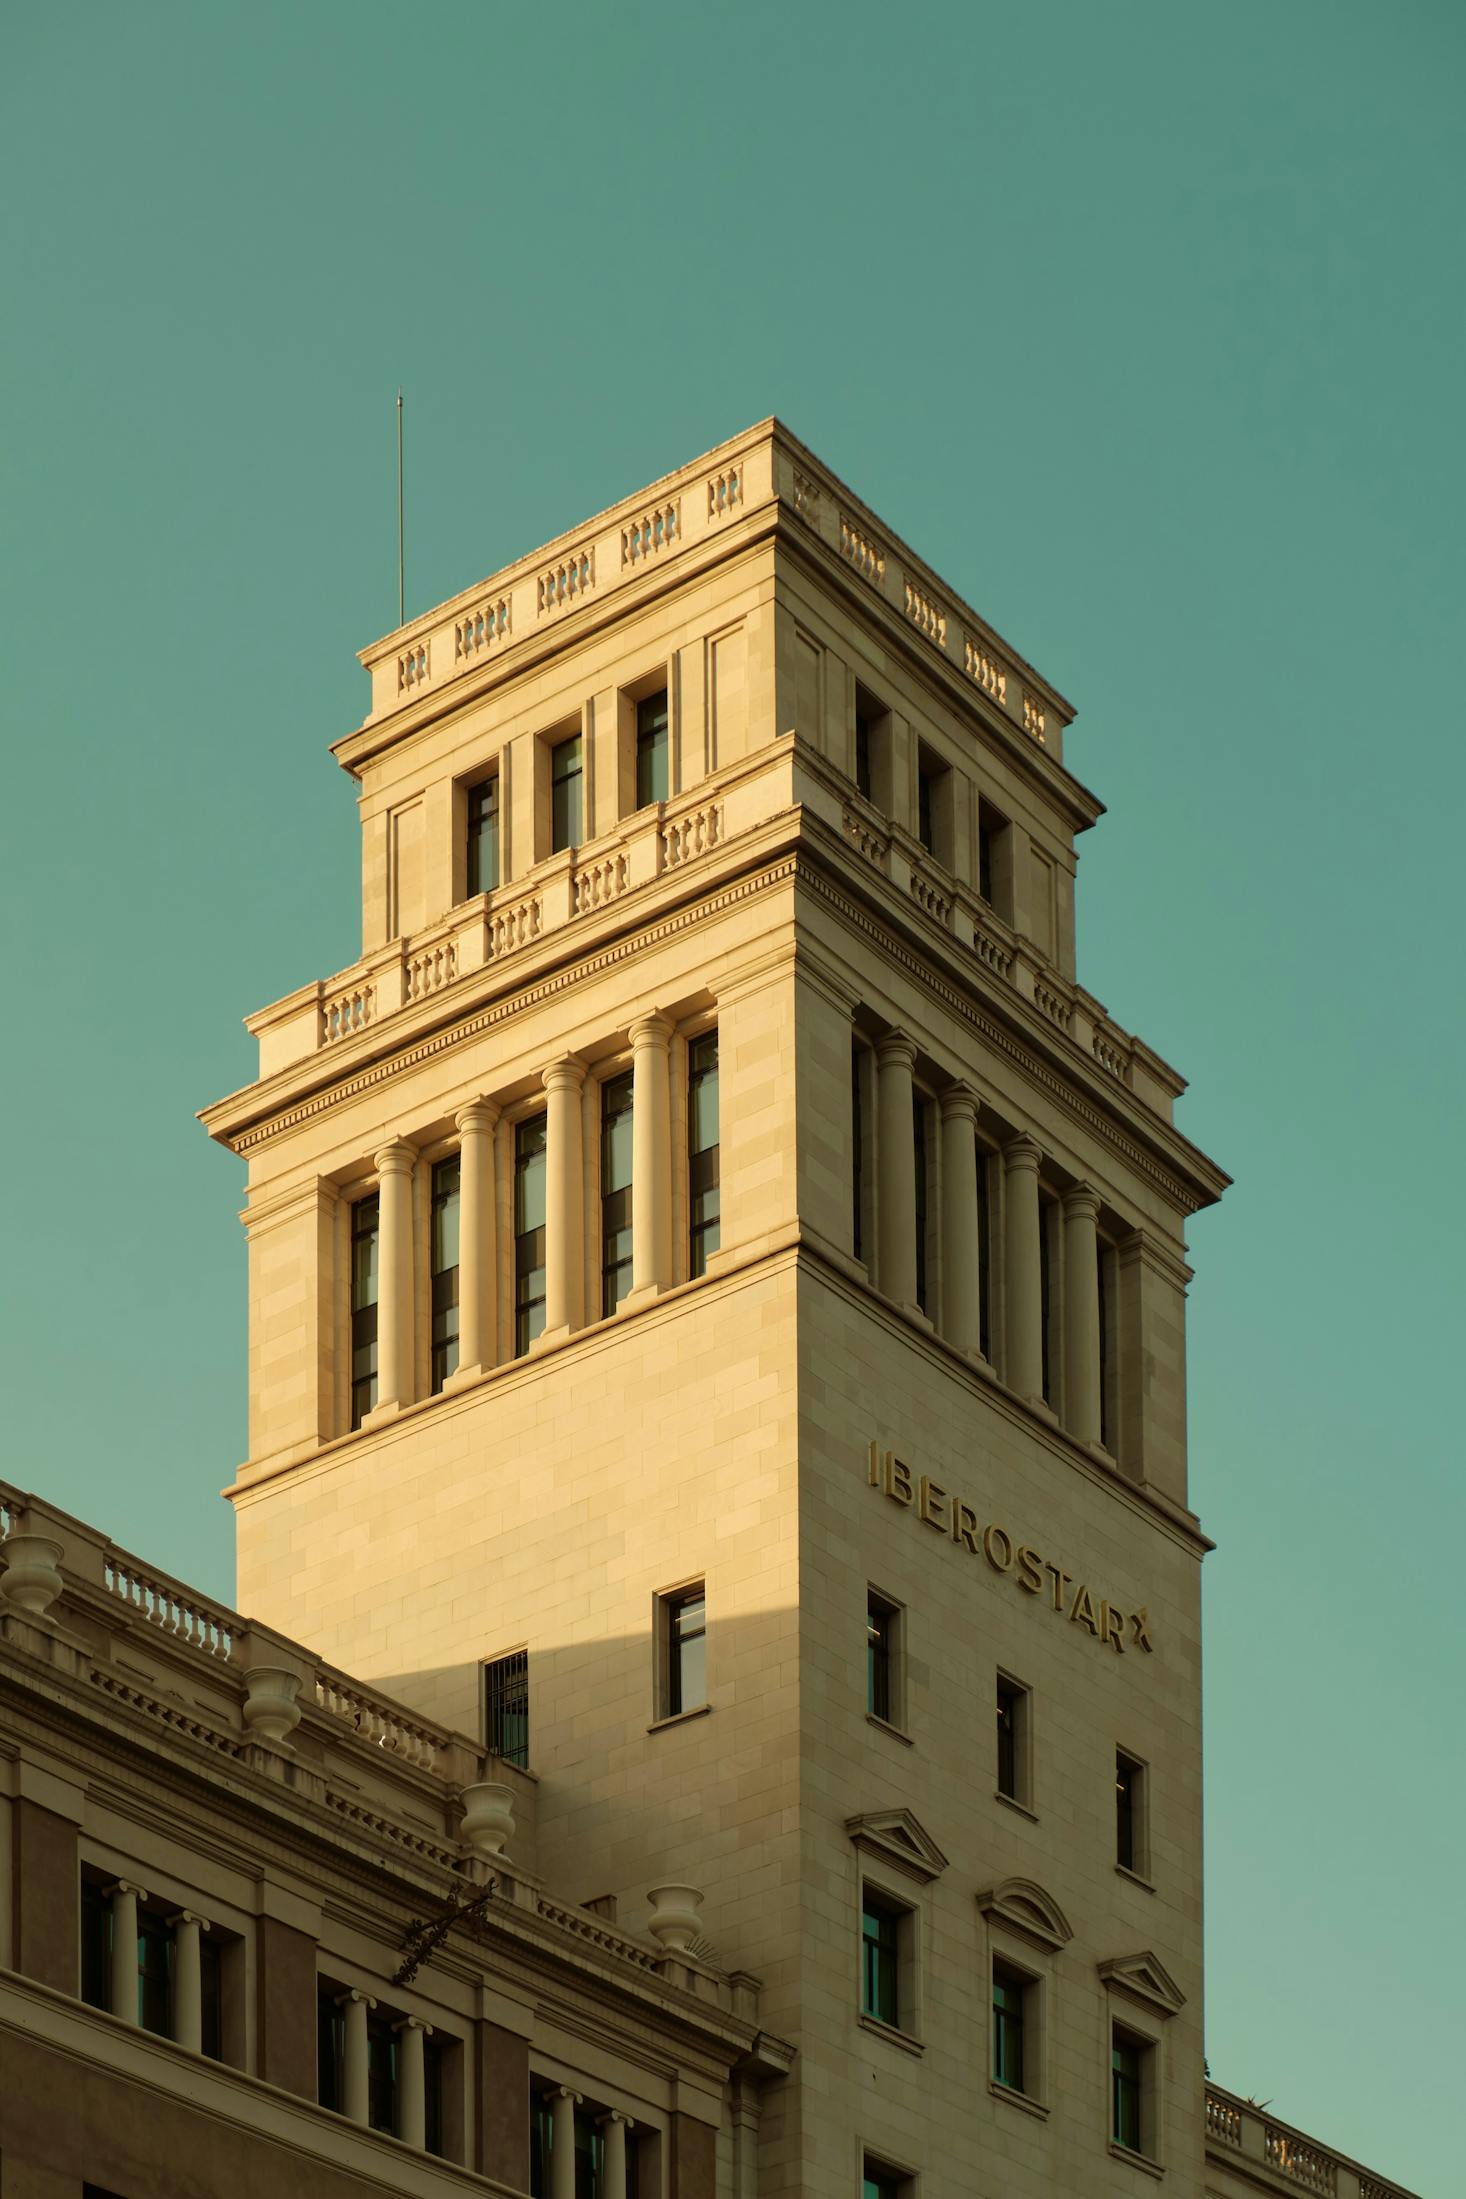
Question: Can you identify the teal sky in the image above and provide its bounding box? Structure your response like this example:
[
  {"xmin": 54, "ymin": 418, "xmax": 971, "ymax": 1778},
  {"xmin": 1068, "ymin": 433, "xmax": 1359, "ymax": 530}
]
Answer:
[{"xmin": 3, "ymin": 4, "xmax": 1461, "ymax": 2187}]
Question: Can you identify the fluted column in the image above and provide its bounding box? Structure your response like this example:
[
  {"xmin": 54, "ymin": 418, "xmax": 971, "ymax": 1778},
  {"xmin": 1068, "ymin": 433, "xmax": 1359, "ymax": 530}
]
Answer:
[
  {"xmin": 541, "ymin": 1060, "xmax": 586, "ymax": 1339},
  {"xmin": 340, "ymin": 1989, "xmax": 375, "ymax": 2124},
  {"xmin": 106, "ymin": 1882, "xmax": 144, "ymax": 2023},
  {"xmin": 396, "ymin": 2016, "xmax": 431, "ymax": 2147},
  {"xmin": 940, "ymin": 1085, "xmax": 984, "ymax": 1359},
  {"xmin": 1003, "ymin": 1135, "xmax": 1044, "ymax": 1402},
  {"xmin": 550, "ymin": 2085, "xmax": 582, "ymax": 2199},
  {"xmin": 373, "ymin": 1138, "xmax": 417, "ymax": 1411},
  {"xmin": 628, "ymin": 1013, "xmax": 673, "ymax": 1299},
  {"xmin": 168, "ymin": 1911, "xmax": 208, "ymax": 2052},
  {"xmin": 454, "ymin": 1099, "xmax": 499, "ymax": 1378},
  {"xmin": 600, "ymin": 2110, "xmax": 632, "ymax": 2199},
  {"xmin": 1063, "ymin": 1183, "xmax": 1103, "ymax": 1447},
  {"xmin": 875, "ymin": 1030, "xmax": 919, "ymax": 1311}
]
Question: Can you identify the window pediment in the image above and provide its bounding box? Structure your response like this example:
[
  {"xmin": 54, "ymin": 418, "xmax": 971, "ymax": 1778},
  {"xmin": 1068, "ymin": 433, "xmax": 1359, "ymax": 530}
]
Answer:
[
  {"xmin": 975, "ymin": 1876, "xmax": 1073, "ymax": 1952},
  {"xmin": 1097, "ymin": 1949, "xmax": 1186, "ymax": 2017},
  {"xmin": 846, "ymin": 1808, "xmax": 948, "ymax": 1885}
]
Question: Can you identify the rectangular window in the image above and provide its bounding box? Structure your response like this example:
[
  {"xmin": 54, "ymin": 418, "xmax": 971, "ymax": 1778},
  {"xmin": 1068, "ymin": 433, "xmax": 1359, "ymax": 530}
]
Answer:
[
  {"xmin": 977, "ymin": 798, "xmax": 1010, "ymax": 918},
  {"xmin": 635, "ymin": 688, "xmax": 669, "ymax": 808},
  {"xmin": 1098, "ymin": 1239, "xmax": 1116, "ymax": 1452},
  {"xmin": 199, "ymin": 1932, "xmax": 223, "ymax": 2062},
  {"xmin": 466, "ymin": 773, "xmax": 500, "ymax": 897},
  {"xmin": 916, "ymin": 743, "xmax": 948, "ymax": 860},
  {"xmin": 913, "ymin": 1095, "xmax": 930, "ymax": 1314},
  {"xmin": 423, "ymin": 2033, "xmax": 447, "ymax": 2158},
  {"xmin": 366, "ymin": 2005, "xmax": 398, "ymax": 2134},
  {"xmin": 661, "ymin": 1584, "xmax": 707, "ymax": 1717},
  {"xmin": 854, "ymin": 687, "xmax": 885, "ymax": 803},
  {"xmin": 1112, "ymin": 2030, "xmax": 1147, "ymax": 2153},
  {"xmin": 917, "ymin": 762, "xmax": 935, "ymax": 853},
  {"xmin": 852, "ymin": 1042, "xmax": 866, "ymax": 1264},
  {"xmin": 551, "ymin": 733, "xmax": 583, "ymax": 853},
  {"xmin": 992, "ymin": 1963, "xmax": 1028, "ymax": 2091},
  {"xmin": 530, "ymin": 2092, "xmax": 554, "ymax": 2197},
  {"xmin": 136, "ymin": 1905, "xmax": 172, "ymax": 2036},
  {"xmin": 1038, "ymin": 1196, "xmax": 1056, "ymax": 1407},
  {"xmin": 430, "ymin": 1155, "xmax": 461, "ymax": 1393},
  {"xmin": 1116, "ymin": 1751, "xmax": 1146, "ymax": 1875},
  {"xmin": 80, "ymin": 1876, "xmax": 109, "ymax": 2011},
  {"xmin": 866, "ymin": 1591, "xmax": 899, "ymax": 1724},
  {"xmin": 863, "ymin": 2165, "xmax": 905, "ymax": 2199},
  {"xmin": 514, "ymin": 1117, "xmax": 548, "ymax": 1356},
  {"xmin": 975, "ymin": 1141, "xmax": 993, "ymax": 1363},
  {"xmin": 318, "ymin": 1986, "xmax": 345, "ymax": 2114},
  {"xmin": 485, "ymin": 1649, "xmax": 529, "ymax": 1769},
  {"xmin": 601, "ymin": 1071, "xmax": 635, "ymax": 1315},
  {"xmin": 861, "ymin": 1893, "xmax": 902, "ymax": 2027},
  {"xmin": 996, "ymin": 1673, "xmax": 1031, "ymax": 1807},
  {"xmin": 350, "ymin": 1194, "xmax": 380, "ymax": 1430},
  {"xmin": 688, "ymin": 1031, "xmax": 720, "ymax": 1277}
]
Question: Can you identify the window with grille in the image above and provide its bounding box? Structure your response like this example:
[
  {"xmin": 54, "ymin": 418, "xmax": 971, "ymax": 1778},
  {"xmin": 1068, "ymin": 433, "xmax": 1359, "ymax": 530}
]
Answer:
[{"xmin": 485, "ymin": 1650, "xmax": 529, "ymax": 1769}]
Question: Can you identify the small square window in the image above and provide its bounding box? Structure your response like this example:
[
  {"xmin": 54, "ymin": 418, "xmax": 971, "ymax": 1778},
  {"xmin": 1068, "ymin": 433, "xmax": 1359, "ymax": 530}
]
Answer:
[
  {"xmin": 1116, "ymin": 1750, "xmax": 1148, "ymax": 1876},
  {"xmin": 996, "ymin": 1674, "xmax": 1032, "ymax": 1808},
  {"xmin": 866, "ymin": 1591, "xmax": 902, "ymax": 1726},
  {"xmin": 1112, "ymin": 2027, "xmax": 1151, "ymax": 2155},
  {"xmin": 658, "ymin": 1584, "xmax": 706, "ymax": 1718}
]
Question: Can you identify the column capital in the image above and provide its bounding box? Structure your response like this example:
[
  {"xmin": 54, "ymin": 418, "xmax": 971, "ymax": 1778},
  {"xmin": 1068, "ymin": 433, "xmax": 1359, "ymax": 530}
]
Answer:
[
  {"xmin": 875, "ymin": 1026, "xmax": 917, "ymax": 1071},
  {"xmin": 393, "ymin": 2014, "xmax": 433, "ymax": 2036},
  {"xmin": 104, "ymin": 1880, "xmax": 147, "ymax": 1903},
  {"xmin": 596, "ymin": 2109, "xmax": 634, "ymax": 2130},
  {"xmin": 939, "ymin": 1081, "xmax": 981, "ymax": 1127},
  {"xmin": 336, "ymin": 1988, "xmax": 377, "ymax": 2010},
  {"xmin": 454, "ymin": 1097, "xmax": 500, "ymax": 1137},
  {"xmin": 551, "ymin": 2085, "xmax": 584, "ymax": 2106},
  {"xmin": 1003, "ymin": 1132, "xmax": 1043, "ymax": 1176},
  {"xmin": 628, "ymin": 1010, "xmax": 674, "ymax": 1049},
  {"xmin": 1062, "ymin": 1181, "xmax": 1102, "ymax": 1221},
  {"xmin": 166, "ymin": 1911, "xmax": 210, "ymax": 1932},
  {"xmin": 373, "ymin": 1136, "xmax": 417, "ymax": 1178},
  {"xmin": 542, "ymin": 1056, "xmax": 587, "ymax": 1097}
]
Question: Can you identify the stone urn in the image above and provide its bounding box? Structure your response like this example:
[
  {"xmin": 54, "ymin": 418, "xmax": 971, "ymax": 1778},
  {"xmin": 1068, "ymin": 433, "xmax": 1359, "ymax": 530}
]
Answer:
[
  {"xmin": 242, "ymin": 1665, "xmax": 303, "ymax": 1743},
  {"xmin": 460, "ymin": 1781, "xmax": 516, "ymax": 1857},
  {"xmin": 0, "ymin": 1534, "xmax": 65, "ymax": 1618},
  {"xmin": 646, "ymin": 1884, "xmax": 703, "ymax": 1953}
]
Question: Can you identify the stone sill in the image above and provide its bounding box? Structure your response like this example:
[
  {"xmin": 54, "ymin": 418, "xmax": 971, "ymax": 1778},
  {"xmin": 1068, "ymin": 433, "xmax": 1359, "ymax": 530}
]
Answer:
[
  {"xmin": 1116, "ymin": 1863, "xmax": 1155, "ymax": 1893},
  {"xmin": 995, "ymin": 1791, "xmax": 1040, "ymax": 1825},
  {"xmin": 646, "ymin": 1704, "xmax": 712, "ymax": 1736},
  {"xmin": 989, "ymin": 2079, "xmax": 1049, "ymax": 2122},
  {"xmin": 857, "ymin": 2013, "xmax": 924, "ymax": 2059},
  {"xmin": 1109, "ymin": 2142, "xmax": 1165, "ymax": 2180},
  {"xmin": 865, "ymin": 1713, "xmax": 913, "ymax": 1748}
]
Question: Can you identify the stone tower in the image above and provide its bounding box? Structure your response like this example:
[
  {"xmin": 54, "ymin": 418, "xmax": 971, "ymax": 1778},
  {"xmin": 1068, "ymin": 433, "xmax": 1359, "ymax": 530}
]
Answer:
[{"xmin": 204, "ymin": 420, "xmax": 1227, "ymax": 2198}]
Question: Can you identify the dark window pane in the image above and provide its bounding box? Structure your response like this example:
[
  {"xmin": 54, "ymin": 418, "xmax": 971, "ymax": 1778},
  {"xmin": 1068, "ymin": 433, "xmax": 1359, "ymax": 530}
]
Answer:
[
  {"xmin": 424, "ymin": 2033, "xmax": 446, "ymax": 2157},
  {"xmin": 1098, "ymin": 1242, "xmax": 1113, "ymax": 1450},
  {"xmin": 913, "ymin": 1096, "xmax": 929, "ymax": 1313},
  {"xmin": 993, "ymin": 1966, "xmax": 1026, "ymax": 2090},
  {"xmin": 515, "ymin": 1118, "xmax": 548, "ymax": 1356},
  {"xmin": 318, "ymin": 1989, "xmax": 344, "ymax": 2111},
  {"xmin": 200, "ymin": 1932, "xmax": 223, "ymax": 2061},
  {"xmin": 80, "ymin": 1878, "xmax": 110, "ymax": 2011},
  {"xmin": 636, "ymin": 689, "xmax": 669, "ymax": 808},
  {"xmin": 551, "ymin": 734, "xmax": 583, "ymax": 852},
  {"xmin": 1038, "ymin": 1200, "xmax": 1054, "ymax": 1405},
  {"xmin": 867, "ymin": 1596, "xmax": 892, "ymax": 1722},
  {"xmin": 431, "ymin": 1156, "xmax": 461, "ymax": 1392},
  {"xmin": 861, "ymin": 1898, "xmax": 900, "ymax": 2026},
  {"xmin": 918, "ymin": 767, "xmax": 934, "ymax": 853},
  {"xmin": 486, "ymin": 1650, "xmax": 530, "ymax": 1769},
  {"xmin": 467, "ymin": 774, "xmax": 500, "ymax": 896},
  {"xmin": 668, "ymin": 1587, "xmax": 706, "ymax": 1714},
  {"xmin": 1116, "ymin": 1754, "xmax": 1140, "ymax": 1872},
  {"xmin": 530, "ymin": 2093, "xmax": 554, "ymax": 2198},
  {"xmin": 366, "ymin": 2008, "xmax": 397, "ymax": 2133},
  {"xmin": 688, "ymin": 1032, "xmax": 720, "ymax": 1277},
  {"xmin": 137, "ymin": 1908, "xmax": 172, "ymax": 2036},
  {"xmin": 601, "ymin": 1071, "xmax": 635, "ymax": 1315},
  {"xmin": 996, "ymin": 1679, "xmax": 1020, "ymax": 1800},
  {"xmin": 852, "ymin": 1044, "xmax": 865, "ymax": 1264},
  {"xmin": 975, "ymin": 1142, "xmax": 992, "ymax": 1362},
  {"xmin": 1113, "ymin": 2035, "xmax": 1144, "ymax": 2151},
  {"xmin": 350, "ymin": 1195, "xmax": 380, "ymax": 1429}
]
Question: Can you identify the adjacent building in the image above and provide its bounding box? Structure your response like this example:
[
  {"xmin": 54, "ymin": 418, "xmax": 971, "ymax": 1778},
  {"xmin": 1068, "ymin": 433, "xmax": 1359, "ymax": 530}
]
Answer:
[{"xmin": 0, "ymin": 420, "xmax": 1418, "ymax": 2198}]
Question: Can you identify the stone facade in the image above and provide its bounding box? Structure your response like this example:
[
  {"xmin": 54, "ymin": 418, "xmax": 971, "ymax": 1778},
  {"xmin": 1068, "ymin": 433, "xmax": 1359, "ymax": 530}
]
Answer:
[{"xmin": 0, "ymin": 423, "xmax": 1417, "ymax": 2198}]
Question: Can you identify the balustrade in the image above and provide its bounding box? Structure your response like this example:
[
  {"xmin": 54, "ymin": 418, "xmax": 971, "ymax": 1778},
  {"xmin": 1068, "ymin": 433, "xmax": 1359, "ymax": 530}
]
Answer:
[
  {"xmin": 964, "ymin": 635, "xmax": 1007, "ymax": 704},
  {"xmin": 314, "ymin": 1670, "xmax": 442, "ymax": 1771},
  {"xmin": 454, "ymin": 596, "xmax": 510, "ymax": 661},
  {"xmin": 708, "ymin": 466, "xmax": 742, "ymax": 518},
  {"xmin": 661, "ymin": 802, "xmax": 721, "ymax": 869},
  {"xmin": 104, "ymin": 1554, "xmax": 235, "ymax": 1659},
  {"xmin": 903, "ymin": 576, "xmax": 947, "ymax": 646},
  {"xmin": 621, "ymin": 501, "xmax": 679, "ymax": 565},
  {"xmin": 840, "ymin": 513, "xmax": 886, "ymax": 585}
]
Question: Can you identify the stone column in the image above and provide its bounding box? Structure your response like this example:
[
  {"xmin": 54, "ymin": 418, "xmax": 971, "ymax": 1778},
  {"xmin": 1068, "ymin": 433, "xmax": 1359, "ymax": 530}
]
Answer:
[
  {"xmin": 455, "ymin": 1099, "xmax": 499, "ymax": 1378},
  {"xmin": 875, "ymin": 1030, "xmax": 919, "ymax": 1312},
  {"xmin": 541, "ymin": 1060, "xmax": 586, "ymax": 1339},
  {"xmin": 550, "ymin": 2085, "xmax": 582, "ymax": 2199},
  {"xmin": 629, "ymin": 1012, "xmax": 673, "ymax": 1299},
  {"xmin": 600, "ymin": 2110, "xmax": 632, "ymax": 2199},
  {"xmin": 1003, "ymin": 1135, "xmax": 1044, "ymax": 1402},
  {"xmin": 940, "ymin": 1084, "xmax": 983, "ymax": 1359},
  {"xmin": 396, "ymin": 2016, "xmax": 431, "ymax": 2147},
  {"xmin": 169, "ymin": 1911, "xmax": 208, "ymax": 2052},
  {"xmin": 341, "ymin": 1989, "xmax": 375, "ymax": 2124},
  {"xmin": 1063, "ymin": 1183, "xmax": 1103, "ymax": 1447},
  {"xmin": 373, "ymin": 1138, "xmax": 417, "ymax": 1411},
  {"xmin": 106, "ymin": 1882, "xmax": 144, "ymax": 2023}
]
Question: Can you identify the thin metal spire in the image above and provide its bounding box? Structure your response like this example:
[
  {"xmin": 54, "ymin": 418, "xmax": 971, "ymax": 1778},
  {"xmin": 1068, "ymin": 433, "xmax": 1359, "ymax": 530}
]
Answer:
[{"xmin": 396, "ymin": 388, "xmax": 405, "ymax": 628}]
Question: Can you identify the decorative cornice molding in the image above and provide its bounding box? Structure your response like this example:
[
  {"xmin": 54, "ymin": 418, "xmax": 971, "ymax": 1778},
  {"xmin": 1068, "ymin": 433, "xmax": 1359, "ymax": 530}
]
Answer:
[
  {"xmin": 1097, "ymin": 1949, "xmax": 1187, "ymax": 2017},
  {"xmin": 846, "ymin": 1807, "xmax": 949, "ymax": 1885},
  {"xmin": 976, "ymin": 1877, "xmax": 1074, "ymax": 1952}
]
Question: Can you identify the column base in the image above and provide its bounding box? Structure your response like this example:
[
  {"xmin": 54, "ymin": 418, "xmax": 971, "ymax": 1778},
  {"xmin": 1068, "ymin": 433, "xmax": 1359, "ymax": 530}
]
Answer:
[
  {"xmin": 360, "ymin": 1399, "xmax": 404, "ymax": 1432},
  {"xmin": 622, "ymin": 1281, "xmax": 665, "ymax": 1311},
  {"xmin": 531, "ymin": 1324, "xmax": 573, "ymax": 1353},
  {"xmin": 442, "ymin": 1362, "xmax": 491, "ymax": 1393}
]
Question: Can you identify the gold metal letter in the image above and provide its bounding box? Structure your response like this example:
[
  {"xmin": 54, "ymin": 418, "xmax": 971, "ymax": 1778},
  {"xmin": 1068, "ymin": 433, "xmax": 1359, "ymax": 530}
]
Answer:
[
  {"xmin": 982, "ymin": 1524, "xmax": 1014, "ymax": 1573},
  {"xmin": 1101, "ymin": 1601, "xmax": 1126, "ymax": 1653},
  {"xmin": 867, "ymin": 1440, "xmax": 882, "ymax": 1486},
  {"xmin": 1069, "ymin": 1584, "xmax": 1099, "ymax": 1635},
  {"xmin": 1017, "ymin": 1546, "xmax": 1044, "ymax": 1595},
  {"xmin": 1046, "ymin": 1564, "xmax": 1073, "ymax": 1613},
  {"xmin": 1130, "ymin": 1607, "xmax": 1154, "ymax": 1653},
  {"xmin": 918, "ymin": 1477, "xmax": 948, "ymax": 1532},
  {"xmin": 886, "ymin": 1454, "xmax": 914, "ymax": 1506},
  {"xmin": 952, "ymin": 1501, "xmax": 980, "ymax": 1554}
]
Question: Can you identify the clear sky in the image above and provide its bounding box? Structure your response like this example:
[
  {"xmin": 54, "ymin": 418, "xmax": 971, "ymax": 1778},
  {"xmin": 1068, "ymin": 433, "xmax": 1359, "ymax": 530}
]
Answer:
[{"xmin": 3, "ymin": 4, "xmax": 1461, "ymax": 2187}]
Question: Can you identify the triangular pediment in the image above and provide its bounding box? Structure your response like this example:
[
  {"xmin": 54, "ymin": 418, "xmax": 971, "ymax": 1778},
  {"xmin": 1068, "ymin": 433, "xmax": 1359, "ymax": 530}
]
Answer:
[
  {"xmin": 1097, "ymin": 1950, "xmax": 1186, "ymax": 2017},
  {"xmin": 975, "ymin": 1877, "xmax": 1073, "ymax": 1951},
  {"xmin": 845, "ymin": 1808, "xmax": 948, "ymax": 1885}
]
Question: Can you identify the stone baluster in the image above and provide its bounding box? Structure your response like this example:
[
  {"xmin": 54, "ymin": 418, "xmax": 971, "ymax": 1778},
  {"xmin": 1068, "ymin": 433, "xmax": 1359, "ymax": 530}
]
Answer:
[
  {"xmin": 373, "ymin": 1139, "xmax": 417, "ymax": 1411},
  {"xmin": 628, "ymin": 1013, "xmax": 673, "ymax": 1300},
  {"xmin": 1063, "ymin": 1183, "xmax": 1103, "ymax": 1447},
  {"xmin": 939, "ymin": 1084, "xmax": 983, "ymax": 1359},
  {"xmin": 875, "ymin": 1030, "xmax": 919, "ymax": 1312},
  {"xmin": 542, "ymin": 1061, "xmax": 587, "ymax": 1340},
  {"xmin": 455, "ymin": 1099, "xmax": 499, "ymax": 1377},
  {"xmin": 396, "ymin": 2016, "xmax": 432, "ymax": 2147},
  {"xmin": 600, "ymin": 2110, "xmax": 633, "ymax": 2199},
  {"xmin": 340, "ymin": 1989, "xmax": 375, "ymax": 2123},
  {"xmin": 1003, "ymin": 1135, "xmax": 1044, "ymax": 1402},
  {"xmin": 106, "ymin": 1882, "xmax": 145, "ymax": 2023},
  {"xmin": 168, "ymin": 1911, "xmax": 209, "ymax": 2052},
  {"xmin": 550, "ymin": 2085, "xmax": 583, "ymax": 2199}
]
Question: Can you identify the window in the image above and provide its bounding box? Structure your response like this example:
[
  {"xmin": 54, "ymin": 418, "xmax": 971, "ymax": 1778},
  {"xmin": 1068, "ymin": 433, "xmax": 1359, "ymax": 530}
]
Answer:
[
  {"xmin": 975, "ymin": 1141, "xmax": 993, "ymax": 1363},
  {"xmin": 79, "ymin": 1881, "xmax": 225, "ymax": 2059},
  {"xmin": 366, "ymin": 2003, "xmax": 398, "ymax": 2134},
  {"xmin": 1038, "ymin": 1194, "xmax": 1057, "ymax": 1408},
  {"xmin": 601, "ymin": 1071, "xmax": 635, "ymax": 1315},
  {"xmin": 659, "ymin": 1584, "xmax": 706, "ymax": 1718},
  {"xmin": 860, "ymin": 1892, "xmax": 903, "ymax": 2027},
  {"xmin": 199, "ymin": 1933, "xmax": 223, "ymax": 2061},
  {"xmin": 851, "ymin": 1042, "xmax": 866, "ymax": 1264},
  {"xmin": 531, "ymin": 2093, "xmax": 640, "ymax": 2199},
  {"xmin": 466, "ymin": 773, "xmax": 500, "ymax": 897},
  {"xmin": 687, "ymin": 1031, "xmax": 720, "ymax": 1277},
  {"xmin": 992, "ymin": 1963, "xmax": 1030, "ymax": 2092},
  {"xmin": 350, "ymin": 1194, "xmax": 380, "ymax": 1429},
  {"xmin": 854, "ymin": 686, "xmax": 886, "ymax": 804},
  {"xmin": 551, "ymin": 733, "xmax": 583, "ymax": 853},
  {"xmin": 318, "ymin": 1986, "xmax": 345, "ymax": 2114},
  {"xmin": 917, "ymin": 763, "xmax": 935, "ymax": 852},
  {"xmin": 977, "ymin": 798, "xmax": 1011, "ymax": 918},
  {"xmin": 1116, "ymin": 1751, "xmax": 1147, "ymax": 1875},
  {"xmin": 1112, "ymin": 2029, "xmax": 1148, "ymax": 2154},
  {"xmin": 430, "ymin": 1156, "xmax": 461, "ymax": 1393},
  {"xmin": 319, "ymin": 1985, "xmax": 445, "ymax": 2150},
  {"xmin": 80, "ymin": 1875, "xmax": 109, "ymax": 2012},
  {"xmin": 1098, "ymin": 1237, "xmax": 1117, "ymax": 1452},
  {"xmin": 866, "ymin": 1591, "xmax": 900, "ymax": 1725},
  {"xmin": 636, "ymin": 688, "xmax": 669, "ymax": 808},
  {"xmin": 485, "ymin": 1650, "xmax": 529, "ymax": 1768},
  {"xmin": 912, "ymin": 1094, "xmax": 930, "ymax": 1315},
  {"xmin": 916, "ymin": 745, "xmax": 947, "ymax": 859},
  {"xmin": 996, "ymin": 1674, "xmax": 1031, "ymax": 1807},
  {"xmin": 862, "ymin": 2162, "xmax": 907, "ymax": 2199},
  {"xmin": 514, "ymin": 1117, "xmax": 548, "ymax": 1356}
]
